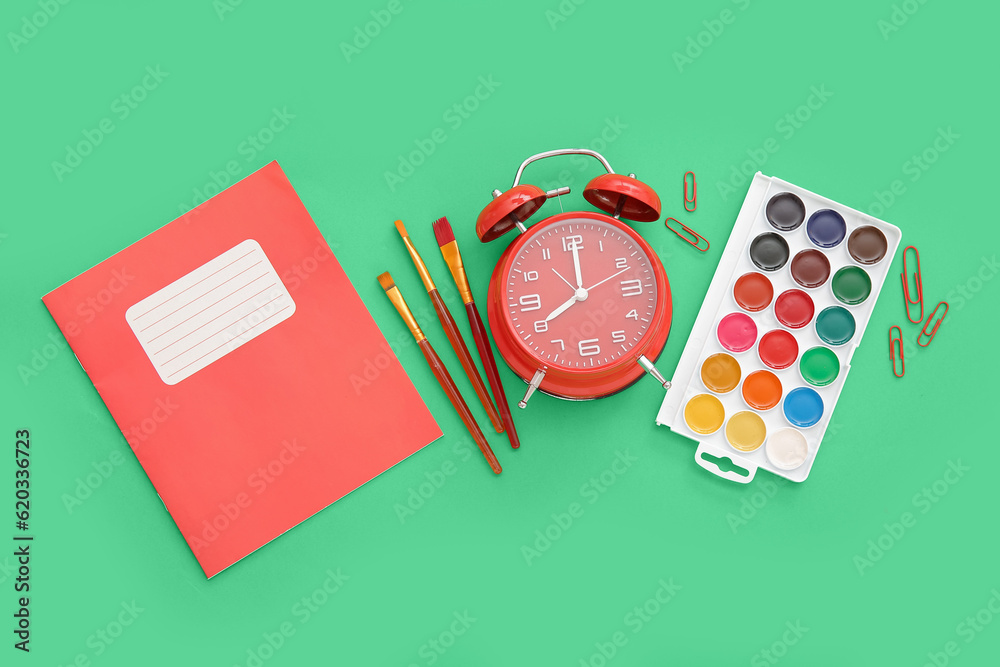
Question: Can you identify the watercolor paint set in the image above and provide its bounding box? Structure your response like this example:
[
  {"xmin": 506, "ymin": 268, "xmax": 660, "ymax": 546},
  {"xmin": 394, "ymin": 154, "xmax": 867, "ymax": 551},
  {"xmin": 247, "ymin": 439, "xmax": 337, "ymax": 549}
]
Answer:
[{"xmin": 656, "ymin": 173, "xmax": 901, "ymax": 483}]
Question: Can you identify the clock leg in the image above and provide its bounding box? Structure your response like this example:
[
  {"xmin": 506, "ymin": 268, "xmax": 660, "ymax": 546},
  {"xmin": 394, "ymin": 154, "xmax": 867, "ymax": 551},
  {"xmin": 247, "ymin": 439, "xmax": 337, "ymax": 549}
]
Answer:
[
  {"xmin": 517, "ymin": 368, "xmax": 547, "ymax": 409},
  {"xmin": 638, "ymin": 355, "xmax": 671, "ymax": 391}
]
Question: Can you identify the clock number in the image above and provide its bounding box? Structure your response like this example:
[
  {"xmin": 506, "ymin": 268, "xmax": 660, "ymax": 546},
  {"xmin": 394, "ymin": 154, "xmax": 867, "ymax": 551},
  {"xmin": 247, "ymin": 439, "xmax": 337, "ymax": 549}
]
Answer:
[
  {"xmin": 620, "ymin": 279, "xmax": 643, "ymax": 297},
  {"xmin": 519, "ymin": 294, "xmax": 541, "ymax": 312},
  {"xmin": 626, "ymin": 309, "xmax": 639, "ymax": 320},
  {"xmin": 533, "ymin": 320, "xmax": 548, "ymax": 333},
  {"xmin": 578, "ymin": 338, "xmax": 600, "ymax": 357},
  {"xmin": 612, "ymin": 330, "xmax": 626, "ymax": 343},
  {"xmin": 541, "ymin": 248, "xmax": 552, "ymax": 260},
  {"xmin": 561, "ymin": 235, "xmax": 584, "ymax": 252},
  {"xmin": 523, "ymin": 270, "xmax": 539, "ymax": 282},
  {"xmin": 550, "ymin": 338, "xmax": 565, "ymax": 351},
  {"xmin": 615, "ymin": 257, "xmax": 628, "ymax": 269}
]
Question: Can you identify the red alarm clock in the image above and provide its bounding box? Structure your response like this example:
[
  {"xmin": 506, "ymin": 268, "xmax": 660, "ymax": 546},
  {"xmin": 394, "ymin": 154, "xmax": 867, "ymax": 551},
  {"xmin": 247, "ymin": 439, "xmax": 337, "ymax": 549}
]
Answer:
[{"xmin": 476, "ymin": 149, "xmax": 673, "ymax": 407}]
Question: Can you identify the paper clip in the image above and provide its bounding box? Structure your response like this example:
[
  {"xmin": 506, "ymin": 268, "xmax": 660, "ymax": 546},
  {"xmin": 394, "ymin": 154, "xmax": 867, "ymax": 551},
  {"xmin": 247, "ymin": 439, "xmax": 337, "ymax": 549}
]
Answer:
[
  {"xmin": 889, "ymin": 325, "xmax": 904, "ymax": 377},
  {"xmin": 901, "ymin": 245, "xmax": 923, "ymax": 324},
  {"xmin": 664, "ymin": 217, "xmax": 709, "ymax": 252},
  {"xmin": 917, "ymin": 301, "xmax": 948, "ymax": 347},
  {"xmin": 683, "ymin": 171, "xmax": 697, "ymax": 212}
]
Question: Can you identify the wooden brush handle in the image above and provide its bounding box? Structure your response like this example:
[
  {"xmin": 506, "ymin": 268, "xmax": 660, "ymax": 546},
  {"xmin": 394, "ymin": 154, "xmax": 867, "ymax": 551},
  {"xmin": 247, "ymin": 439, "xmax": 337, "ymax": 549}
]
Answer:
[
  {"xmin": 428, "ymin": 290, "xmax": 504, "ymax": 434},
  {"xmin": 465, "ymin": 301, "xmax": 520, "ymax": 449},
  {"xmin": 418, "ymin": 339, "xmax": 501, "ymax": 474}
]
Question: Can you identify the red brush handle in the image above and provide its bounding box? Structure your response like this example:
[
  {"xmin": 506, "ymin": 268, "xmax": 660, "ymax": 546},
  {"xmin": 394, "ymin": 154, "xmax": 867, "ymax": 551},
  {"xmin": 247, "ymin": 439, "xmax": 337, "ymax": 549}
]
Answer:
[
  {"xmin": 418, "ymin": 339, "xmax": 501, "ymax": 474},
  {"xmin": 428, "ymin": 290, "xmax": 504, "ymax": 434},
  {"xmin": 465, "ymin": 301, "xmax": 520, "ymax": 449}
]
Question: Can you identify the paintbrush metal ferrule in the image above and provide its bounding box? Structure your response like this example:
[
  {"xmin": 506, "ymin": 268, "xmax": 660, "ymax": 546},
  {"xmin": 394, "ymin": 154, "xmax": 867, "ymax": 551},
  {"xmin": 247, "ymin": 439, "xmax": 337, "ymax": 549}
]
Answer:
[
  {"xmin": 439, "ymin": 241, "xmax": 473, "ymax": 305},
  {"xmin": 432, "ymin": 218, "xmax": 474, "ymax": 304},
  {"xmin": 377, "ymin": 272, "xmax": 426, "ymax": 342},
  {"xmin": 394, "ymin": 220, "xmax": 436, "ymax": 293}
]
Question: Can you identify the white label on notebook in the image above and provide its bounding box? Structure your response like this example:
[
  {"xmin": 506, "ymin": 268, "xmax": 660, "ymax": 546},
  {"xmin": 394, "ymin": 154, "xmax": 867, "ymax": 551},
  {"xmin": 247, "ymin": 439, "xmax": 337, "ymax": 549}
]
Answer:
[{"xmin": 125, "ymin": 239, "xmax": 296, "ymax": 385}]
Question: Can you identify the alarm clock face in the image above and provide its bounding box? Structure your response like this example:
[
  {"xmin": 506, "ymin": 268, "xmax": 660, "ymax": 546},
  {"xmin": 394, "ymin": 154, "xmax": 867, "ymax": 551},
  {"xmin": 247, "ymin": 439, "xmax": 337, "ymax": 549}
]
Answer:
[{"xmin": 503, "ymin": 216, "xmax": 659, "ymax": 369}]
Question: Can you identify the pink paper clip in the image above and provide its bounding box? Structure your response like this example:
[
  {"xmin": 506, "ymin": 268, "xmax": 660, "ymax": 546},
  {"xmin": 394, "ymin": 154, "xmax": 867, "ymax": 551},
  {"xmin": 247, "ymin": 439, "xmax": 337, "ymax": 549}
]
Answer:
[
  {"xmin": 664, "ymin": 217, "xmax": 709, "ymax": 252},
  {"xmin": 917, "ymin": 301, "xmax": 948, "ymax": 347},
  {"xmin": 683, "ymin": 171, "xmax": 697, "ymax": 212}
]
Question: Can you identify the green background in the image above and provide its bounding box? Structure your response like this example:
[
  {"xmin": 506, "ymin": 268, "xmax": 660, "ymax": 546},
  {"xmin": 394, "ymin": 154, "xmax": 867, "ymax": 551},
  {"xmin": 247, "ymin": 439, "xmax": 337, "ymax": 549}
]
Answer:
[{"xmin": 3, "ymin": 0, "xmax": 998, "ymax": 664}]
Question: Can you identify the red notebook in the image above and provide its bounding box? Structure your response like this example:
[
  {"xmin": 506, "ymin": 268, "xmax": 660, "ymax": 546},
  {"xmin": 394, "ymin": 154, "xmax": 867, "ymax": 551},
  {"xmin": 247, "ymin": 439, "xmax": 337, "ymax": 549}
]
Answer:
[{"xmin": 43, "ymin": 162, "xmax": 441, "ymax": 578}]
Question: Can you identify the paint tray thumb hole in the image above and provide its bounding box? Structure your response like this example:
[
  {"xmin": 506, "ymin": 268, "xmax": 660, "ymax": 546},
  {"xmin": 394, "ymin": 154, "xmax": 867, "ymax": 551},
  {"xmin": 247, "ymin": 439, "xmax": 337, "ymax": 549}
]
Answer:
[{"xmin": 695, "ymin": 443, "xmax": 756, "ymax": 484}]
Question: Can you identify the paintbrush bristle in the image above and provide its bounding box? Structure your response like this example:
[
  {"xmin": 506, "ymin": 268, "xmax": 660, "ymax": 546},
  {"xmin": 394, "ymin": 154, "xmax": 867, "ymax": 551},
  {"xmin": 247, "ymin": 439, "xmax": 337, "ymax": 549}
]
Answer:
[
  {"xmin": 432, "ymin": 217, "xmax": 455, "ymax": 247},
  {"xmin": 394, "ymin": 219, "xmax": 408, "ymax": 237},
  {"xmin": 376, "ymin": 272, "xmax": 395, "ymax": 292}
]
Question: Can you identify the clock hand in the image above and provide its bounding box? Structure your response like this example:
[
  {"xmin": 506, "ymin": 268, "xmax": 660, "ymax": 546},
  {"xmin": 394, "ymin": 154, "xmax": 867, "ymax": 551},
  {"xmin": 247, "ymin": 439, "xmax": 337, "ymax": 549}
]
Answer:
[
  {"xmin": 544, "ymin": 294, "xmax": 580, "ymax": 322},
  {"xmin": 551, "ymin": 268, "xmax": 576, "ymax": 291},
  {"xmin": 584, "ymin": 266, "xmax": 631, "ymax": 292},
  {"xmin": 544, "ymin": 249, "xmax": 596, "ymax": 323},
  {"xmin": 542, "ymin": 265, "xmax": 628, "ymax": 324},
  {"xmin": 572, "ymin": 243, "xmax": 583, "ymax": 288}
]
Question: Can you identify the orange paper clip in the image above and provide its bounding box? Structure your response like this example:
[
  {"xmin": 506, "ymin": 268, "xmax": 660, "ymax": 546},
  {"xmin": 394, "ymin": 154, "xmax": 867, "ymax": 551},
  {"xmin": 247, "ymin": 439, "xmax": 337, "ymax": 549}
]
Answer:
[
  {"xmin": 665, "ymin": 217, "xmax": 709, "ymax": 252},
  {"xmin": 889, "ymin": 325, "xmax": 904, "ymax": 377},
  {"xmin": 683, "ymin": 171, "xmax": 697, "ymax": 212},
  {"xmin": 901, "ymin": 245, "xmax": 923, "ymax": 324},
  {"xmin": 917, "ymin": 301, "xmax": 948, "ymax": 347}
]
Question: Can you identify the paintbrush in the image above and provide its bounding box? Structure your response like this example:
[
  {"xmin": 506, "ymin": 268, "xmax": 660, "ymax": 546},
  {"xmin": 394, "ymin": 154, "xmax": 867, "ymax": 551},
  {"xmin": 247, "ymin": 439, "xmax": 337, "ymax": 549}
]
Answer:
[
  {"xmin": 432, "ymin": 217, "xmax": 520, "ymax": 449},
  {"xmin": 394, "ymin": 220, "xmax": 504, "ymax": 434},
  {"xmin": 377, "ymin": 272, "xmax": 502, "ymax": 474}
]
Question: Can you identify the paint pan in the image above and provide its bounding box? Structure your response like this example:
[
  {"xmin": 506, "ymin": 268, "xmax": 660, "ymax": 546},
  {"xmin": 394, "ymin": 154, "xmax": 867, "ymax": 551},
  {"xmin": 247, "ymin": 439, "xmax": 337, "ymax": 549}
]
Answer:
[
  {"xmin": 749, "ymin": 233, "xmax": 790, "ymax": 271},
  {"xmin": 774, "ymin": 289, "xmax": 815, "ymax": 329},
  {"xmin": 765, "ymin": 192, "xmax": 806, "ymax": 232},
  {"xmin": 758, "ymin": 329, "xmax": 798, "ymax": 370},
  {"xmin": 684, "ymin": 394, "xmax": 725, "ymax": 435},
  {"xmin": 742, "ymin": 370, "xmax": 782, "ymax": 410},
  {"xmin": 766, "ymin": 428, "xmax": 809, "ymax": 470},
  {"xmin": 717, "ymin": 312, "xmax": 757, "ymax": 353},
  {"xmin": 806, "ymin": 209, "xmax": 846, "ymax": 248},
  {"xmin": 847, "ymin": 226, "xmax": 888, "ymax": 265},
  {"xmin": 701, "ymin": 353, "xmax": 741, "ymax": 394},
  {"xmin": 799, "ymin": 346, "xmax": 840, "ymax": 387},
  {"xmin": 832, "ymin": 266, "xmax": 872, "ymax": 305},
  {"xmin": 733, "ymin": 272, "xmax": 774, "ymax": 312},
  {"xmin": 815, "ymin": 306, "xmax": 856, "ymax": 346},
  {"xmin": 726, "ymin": 411, "xmax": 767, "ymax": 452},
  {"xmin": 790, "ymin": 249, "xmax": 831, "ymax": 289},
  {"xmin": 782, "ymin": 387, "xmax": 824, "ymax": 428}
]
